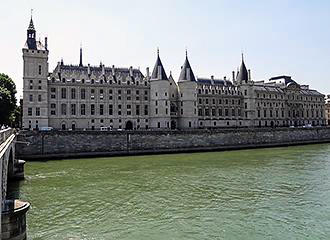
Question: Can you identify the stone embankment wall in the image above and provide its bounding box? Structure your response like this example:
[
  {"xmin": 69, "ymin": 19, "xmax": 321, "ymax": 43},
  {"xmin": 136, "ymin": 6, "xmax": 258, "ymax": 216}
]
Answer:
[{"xmin": 16, "ymin": 127, "xmax": 330, "ymax": 160}]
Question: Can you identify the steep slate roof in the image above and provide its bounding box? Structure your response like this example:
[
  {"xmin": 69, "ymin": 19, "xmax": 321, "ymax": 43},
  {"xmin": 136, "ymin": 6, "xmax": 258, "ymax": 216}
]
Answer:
[
  {"xmin": 197, "ymin": 78, "xmax": 233, "ymax": 86},
  {"xmin": 53, "ymin": 64, "xmax": 144, "ymax": 78},
  {"xmin": 236, "ymin": 56, "xmax": 248, "ymax": 82},
  {"xmin": 151, "ymin": 52, "xmax": 168, "ymax": 80},
  {"xmin": 178, "ymin": 54, "xmax": 196, "ymax": 82}
]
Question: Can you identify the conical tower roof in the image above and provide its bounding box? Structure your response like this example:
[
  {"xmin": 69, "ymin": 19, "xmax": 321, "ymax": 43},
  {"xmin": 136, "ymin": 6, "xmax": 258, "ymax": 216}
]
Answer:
[
  {"xmin": 178, "ymin": 51, "xmax": 196, "ymax": 82},
  {"xmin": 237, "ymin": 54, "xmax": 248, "ymax": 82},
  {"xmin": 151, "ymin": 49, "xmax": 168, "ymax": 80},
  {"xmin": 28, "ymin": 17, "xmax": 35, "ymax": 31}
]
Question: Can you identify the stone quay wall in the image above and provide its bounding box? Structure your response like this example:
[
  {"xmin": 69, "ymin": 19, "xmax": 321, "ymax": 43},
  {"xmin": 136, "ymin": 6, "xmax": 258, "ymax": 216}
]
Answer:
[{"xmin": 16, "ymin": 127, "xmax": 330, "ymax": 160}]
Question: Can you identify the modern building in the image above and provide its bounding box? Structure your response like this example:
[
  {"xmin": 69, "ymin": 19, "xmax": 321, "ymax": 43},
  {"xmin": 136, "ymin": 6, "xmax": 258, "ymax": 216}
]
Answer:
[{"xmin": 22, "ymin": 17, "xmax": 326, "ymax": 130}]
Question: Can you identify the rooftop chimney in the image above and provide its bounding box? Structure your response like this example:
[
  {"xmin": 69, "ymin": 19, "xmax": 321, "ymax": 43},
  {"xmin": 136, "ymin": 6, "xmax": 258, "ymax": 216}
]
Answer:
[
  {"xmin": 146, "ymin": 67, "xmax": 150, "ymax": 79},
  {"xmin": 112, "ymin": 65, "xmax": 115, "ymax": 76},
  {"xmin": 45, "ymin": 37, "xmax": 48, "ymax": 50}
]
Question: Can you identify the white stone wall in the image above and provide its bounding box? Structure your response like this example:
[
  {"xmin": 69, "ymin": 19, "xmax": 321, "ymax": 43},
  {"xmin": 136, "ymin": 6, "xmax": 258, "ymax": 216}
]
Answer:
[{"xmin": 22, "ymin": 48, "xmax": 49, "ymax": 129}]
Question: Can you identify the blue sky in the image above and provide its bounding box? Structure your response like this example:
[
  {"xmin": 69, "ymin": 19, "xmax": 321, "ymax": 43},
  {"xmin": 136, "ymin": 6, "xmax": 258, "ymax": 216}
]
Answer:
[{"xmin": 1, "ymin": 0, "xmax": 330, "ymax": 97}]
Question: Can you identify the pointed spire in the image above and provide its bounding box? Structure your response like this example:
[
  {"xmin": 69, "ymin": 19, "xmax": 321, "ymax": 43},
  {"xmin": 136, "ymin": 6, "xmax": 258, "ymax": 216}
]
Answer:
[
  {"xmin": 151, "ymin": 48, "xmax": 168, "ymax": 80},
  {"xmin": 178, "ymin": 50, "xmax": 196, "ymax": 82},
  {"xmin": 28, "ymin": 9, "xmax": 35, "ymax": 30},
  {"xmin": 237, "ymin": 54, "xmax": 248, "ymax": 83},
  {"xmin": 79, "ymin": 45, "xmax": 83, "ymax": 67}
]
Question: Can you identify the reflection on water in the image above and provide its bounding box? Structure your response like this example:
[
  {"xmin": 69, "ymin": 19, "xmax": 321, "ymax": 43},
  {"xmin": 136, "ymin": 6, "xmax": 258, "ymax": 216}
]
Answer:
[{"xmin": 13, "ymin": 144, "xmax": 330, "ymax": 239}]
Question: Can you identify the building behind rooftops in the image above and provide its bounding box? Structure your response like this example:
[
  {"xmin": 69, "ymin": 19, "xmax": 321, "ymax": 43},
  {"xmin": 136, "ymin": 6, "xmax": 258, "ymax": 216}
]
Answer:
[{"xmin": 22, "ymin": 16, "xmax": 326, "ymax": 130}]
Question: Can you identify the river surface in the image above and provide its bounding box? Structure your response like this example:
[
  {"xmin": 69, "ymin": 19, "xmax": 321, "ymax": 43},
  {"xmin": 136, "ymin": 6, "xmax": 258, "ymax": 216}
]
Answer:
[{"xmin": 9, "ymin": 144, "xmax": 330, "ymax": 239}]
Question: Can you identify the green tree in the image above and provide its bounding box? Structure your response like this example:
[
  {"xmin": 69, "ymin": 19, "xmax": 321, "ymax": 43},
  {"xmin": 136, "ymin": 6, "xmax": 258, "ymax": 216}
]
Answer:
[{"xmin": 0, "ymin": 74, "xmax": 17, "ymax": 126}]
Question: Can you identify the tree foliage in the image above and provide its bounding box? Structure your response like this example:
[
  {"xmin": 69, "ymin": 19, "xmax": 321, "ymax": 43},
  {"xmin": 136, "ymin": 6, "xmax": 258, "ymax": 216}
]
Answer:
[{"xmin": 0, "ymin": 73, "xmax": 17, "ymax": 126}]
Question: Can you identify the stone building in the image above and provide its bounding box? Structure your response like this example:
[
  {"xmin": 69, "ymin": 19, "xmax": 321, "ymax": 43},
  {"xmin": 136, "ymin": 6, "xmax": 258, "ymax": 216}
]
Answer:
[
  {"xmin": 22, "ymin": 17, "xmax": 326, "ymax": 130},
  {"xmin": 325, "ymin": 95, "xmax": 330, "ymax": 125}
]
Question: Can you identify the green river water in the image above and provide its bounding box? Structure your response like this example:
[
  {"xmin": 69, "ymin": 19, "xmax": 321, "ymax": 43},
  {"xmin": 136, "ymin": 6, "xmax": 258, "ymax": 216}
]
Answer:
[{"xmin": 9, "ymin": 144, "xmax": 330, "ymax": 239}]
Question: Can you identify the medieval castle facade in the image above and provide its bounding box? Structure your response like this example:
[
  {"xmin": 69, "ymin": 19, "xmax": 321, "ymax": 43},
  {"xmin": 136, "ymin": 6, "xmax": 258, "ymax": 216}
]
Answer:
[{"xmin": 22, "ymin": 17, "xmax": 326, "ymax": 130}]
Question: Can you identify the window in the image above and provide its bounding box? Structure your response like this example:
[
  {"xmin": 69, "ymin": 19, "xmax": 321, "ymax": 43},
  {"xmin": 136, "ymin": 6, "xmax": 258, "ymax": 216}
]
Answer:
[
  {"xmin": 61, "ymin": 88, "xmax": 67, "ymax": 99},
  {"xmin": 156, "ymin": 108, "xmax": 158, "ymax": 115},
  {"xmin": 109, "ymin": 105, "xmax": 113, "ymax": 115},
  {"xmin": 29, "ymin": 94, "xmax": 33, "ymax": 102},
  {"xmin": 71, "ymin": 104, "xmax": 76, "ymax": 115},
  {"xmin": 71, "ymin": 88, "xmax": 76, "ymax": 99},
  {"xmin": 51, "ymin": 88, "xmax": 56, "ymax": 99},
  {"xmin": 100, "ymin": 104, "xmax": 104, "ymax": 115},
  {"xmin": 38, "ymin": 65, "xmax": 42, "ymax": 75},
  {"xmin": 219, "ymin": 108, "xmax": 223, "ymax": 116},
  {"xmin": 225, "ymin": 109, "xmax": 228, "ymax": 116},
  {"xmin": 38, "ymin": 95, "xmax": 42, "ymax": 102},
  {"xmin": 28, "ymin": 108, "xmax": 32, "ymax": 116},
  {"xmin": 61, "ymin": 104, "xmax": 67, "ymax": 115},
  {"xmin": 81, "ymin": 89, "xmax": 86, "ymax": 99},
  {"xmin": 36, "ymin": 107, "xmax": 40, "ymax": 116},
  {"xmin": 91, "ymin": 104, "xmax": 95, "ymax": 115},
  {"xmin": 81, "ymin": 104, "xmax": 86, "ymax": 115},
  {"xmin": 144, "ymin": 105, "xmax": 148, "ymax": 115},
  {"xmin": 136, "ymin": 105, "xmax": 140, "ymax": 115}
]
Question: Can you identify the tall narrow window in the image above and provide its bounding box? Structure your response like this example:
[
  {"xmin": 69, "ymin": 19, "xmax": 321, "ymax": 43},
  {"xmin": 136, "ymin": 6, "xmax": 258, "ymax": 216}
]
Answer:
[
  {"xmin": 71, "ymin": 104, "xmax": 76, "ymax": 115},
  {"xmin": 71, "ymin": 88, "xmax": 76, "ymax": 99},
  {"xmin": 80, "ymin": 89, "xmax": 86, "ymax": 99},
  {"xmin": 36, "ymin": 107, "xmax": 40, "ymax": 116},
  {"xmin": 61, "ymin": 104, "xmax": 67, "ymax": 115},
  {"xmin": 80, "ymin": 104, "xmax": 86, "ymax": 115},
  {"xmin": 109, "ymin": 105, "xmax": 113, "ymax": 115},
  {"xmin": 100, "ymin": 104, "xmax": 104, "ymax": 115},
  {"xmin": 38, "ymin": 65, "xmax": 42, "ymax": 75},
  {"xmin": 91, "ymin": 104, "xmax": 95, "ymax": 115},
  {"xmin": 61, "ymin": 88, "xmax": 67, "ymax": 99}
]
